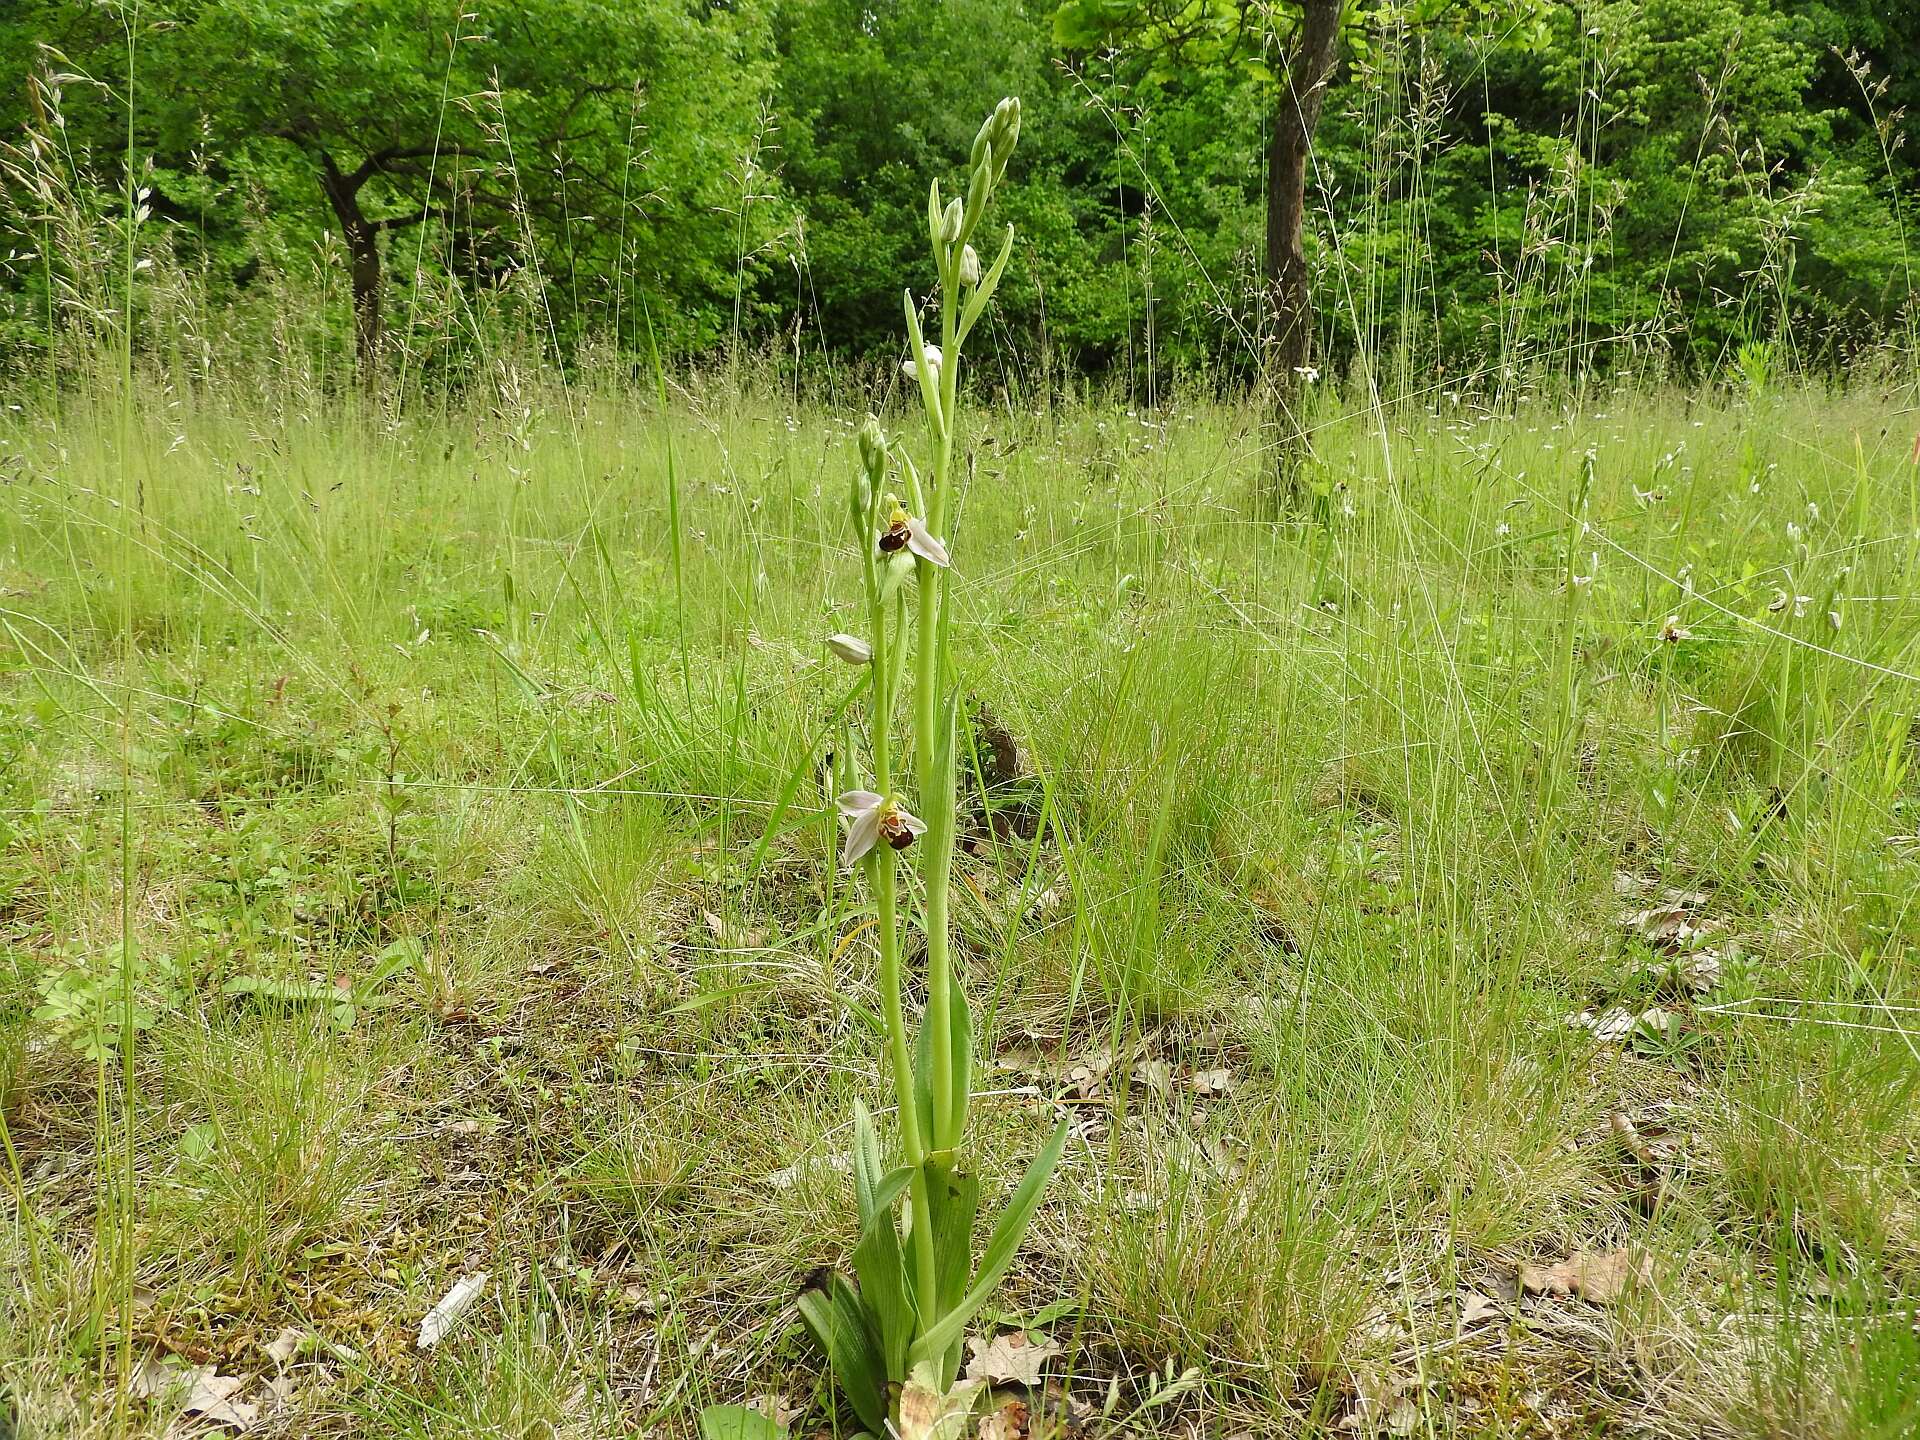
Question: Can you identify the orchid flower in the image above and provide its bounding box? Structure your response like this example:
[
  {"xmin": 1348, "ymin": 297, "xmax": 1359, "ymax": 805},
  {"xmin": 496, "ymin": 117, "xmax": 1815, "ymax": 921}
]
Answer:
[
  {"xmin": 837, "ymin": 790, "xmax": 927, "ymax": 868},
  {"xmin": 902, "ymin": 344, "xmax": 943, "ymax": 382},
  {"xmin": 877, "ymin": 497, "xmax": 949, "ymax": 568}
]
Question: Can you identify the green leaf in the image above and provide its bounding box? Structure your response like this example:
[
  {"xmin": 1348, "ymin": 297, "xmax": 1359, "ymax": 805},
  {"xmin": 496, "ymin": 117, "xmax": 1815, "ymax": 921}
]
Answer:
[
  {"xmin": 923, "ymin": 1160, "xmax": 981, "ymax": 1388},
  {"xmin": 698, "ymin": 1405, "xmax": 788, "ymax": 1440},
  {"xmin": 852, "ymin": 1185, "xmax": 919, "ymax": 1381},
  {"xmin": 852, "ymin": 1101, "xmax": 883, "ymax": 1227},
  {"xmin": 947, "ymin": 983, "xmax": 973, "ymax": 1144},
  {"xmin": 908, "ymin": 1117, "xmax": 1069, "ymax": 1371},
  {"xmin": 798, "ymin": 1276, "xmax": 888, "ymax": 1436}
]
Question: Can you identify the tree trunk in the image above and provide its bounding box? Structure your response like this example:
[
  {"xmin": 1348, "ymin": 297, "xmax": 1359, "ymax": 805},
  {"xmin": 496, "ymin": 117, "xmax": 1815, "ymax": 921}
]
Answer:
[
  {"xmin": 319, "ymin": 152, "xmax": 383, "ymax": 383},
  {"xmin": 1262, "ymin": 0, "xmax": 1344, "ymax": 503}
]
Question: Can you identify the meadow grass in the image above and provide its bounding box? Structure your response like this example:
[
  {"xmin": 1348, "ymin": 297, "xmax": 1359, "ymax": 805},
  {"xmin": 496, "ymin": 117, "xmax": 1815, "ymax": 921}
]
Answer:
[{"xmin": 1, "ymin": 369, "xmax": 1918, "ymax": 1436}]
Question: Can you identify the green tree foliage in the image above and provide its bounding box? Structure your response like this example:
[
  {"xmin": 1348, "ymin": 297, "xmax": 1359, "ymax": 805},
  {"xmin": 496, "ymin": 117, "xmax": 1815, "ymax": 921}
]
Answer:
[
  {"xmin": 0, "ymin": 0, "xmax": 777, "ymax": 368},
  {"xmin": 0, "ymin": 0, "xmax": 1913, "ymax": 385}
]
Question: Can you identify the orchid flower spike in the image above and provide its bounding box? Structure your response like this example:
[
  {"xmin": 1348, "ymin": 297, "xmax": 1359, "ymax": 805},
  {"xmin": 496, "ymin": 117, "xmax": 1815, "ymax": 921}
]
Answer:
[
  {"xmin": 877, "ymin": 495, "xmax": 950, "ymax": 567},
  {"xmin": 902, "ymin": 344, "xmax": 943, "ymax": 382},
  {"xmin": 836, "ymin": 791, "xmax": 927, "ymax": 867}
]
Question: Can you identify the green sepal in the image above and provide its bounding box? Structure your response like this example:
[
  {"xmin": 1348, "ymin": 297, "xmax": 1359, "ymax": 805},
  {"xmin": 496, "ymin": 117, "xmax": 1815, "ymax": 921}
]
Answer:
[
  {"xmin": 903, "ymin": 290, "xmax": 944, "ymax": 432},
  {"xmin": 927, "ymin": 178, "xmax": 945, "ymax": 270},
  {"xmin": 960, "ymin": 147, "xmax": 991, "ymax": 245},
  {"xmin": 956, "ymin": 225, "xmax": 1014, "ymax": 346}
]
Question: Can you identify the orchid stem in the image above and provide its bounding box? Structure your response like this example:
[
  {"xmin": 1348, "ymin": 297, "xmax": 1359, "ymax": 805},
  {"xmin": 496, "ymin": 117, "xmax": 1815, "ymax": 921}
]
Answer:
[{"xmin": 866, "ymin": 563, "xmax": 940, "ymax": 1319}]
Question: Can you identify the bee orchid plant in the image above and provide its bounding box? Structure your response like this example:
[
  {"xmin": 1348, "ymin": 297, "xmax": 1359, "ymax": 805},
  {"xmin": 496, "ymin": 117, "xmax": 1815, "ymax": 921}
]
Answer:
[{"xmin": 718, "ymin": 100, "xmax": 1066, "ymax": 1438}]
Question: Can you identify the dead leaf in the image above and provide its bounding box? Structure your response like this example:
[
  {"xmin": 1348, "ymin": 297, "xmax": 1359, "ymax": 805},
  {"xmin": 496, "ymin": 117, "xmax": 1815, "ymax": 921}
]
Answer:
[
  {"xmin": 1131, "ymin": 1059, "xmax": 1173, "ymax": 1094},
  {"xmin": 898, "ymin": 1373, "xmax": 985, "ymax": 1440},
  {"xmin": 1339, "ymin": 1373, "xmax": 1421, "ymax": 1435},
  {"xmin": 964, "ymin": 1332, "xmax": 1062, "ymax": 1388},
  {"xmin": 1517, "ymin": 1248, "xmax": 1650, "ymax": 1305},
  {"xmin": 977, "ymin": 1397, "xmax": 1029, "ymax": 1440},
  {"xmin": 261, "ymin": 1327, "xmax": 305, "ymax": 1368},
  {"xmin": 417, "ymin": 1270, "xmax": 489, "ymax": 1349},
  {"xmin": 1621, "ymin": 890, "xmax": 1719, "ymax": 953},
  {"xmin": 1189, "ymin": 1067, "xmax": 1234, "ymax": 1097},
  {"xmin": 130, "ymin": 1359, "xmax": 259, "ymax": 1432},
  {"xmin": 1457, "ymin": 1290, "xmax": 1502, "ymax": 1329}
]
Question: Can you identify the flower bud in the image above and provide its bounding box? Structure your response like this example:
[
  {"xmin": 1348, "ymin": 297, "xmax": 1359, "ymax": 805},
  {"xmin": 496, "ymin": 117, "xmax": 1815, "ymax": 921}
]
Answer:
[
  {"xmin": 988, "ymin": 97, "xmax": 1020, "ymax": 170},
  {"xmin": 958, "ymin": 244, "xmax": 981, "ymax": 287},
  {"xmin": 941, "ymin": 197, "xmax": 964, "ymax": 246},
  {"xmin": 827, "ymin": 633, "xmax": 873, "ymax": 665},
  {"xmin": 857, "ymin": 416, "xmax": 887, "ymax": 486}
]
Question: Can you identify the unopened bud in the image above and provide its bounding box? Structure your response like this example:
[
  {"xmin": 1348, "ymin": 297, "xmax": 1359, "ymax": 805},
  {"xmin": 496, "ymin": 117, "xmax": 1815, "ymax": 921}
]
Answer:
[
  {"xmin": 827, "ymin": 633, "xmax": 873, "ymax": 665},
  {"xmin": 989, "ymin": 97, "xmax": 1021, "ymax": 167},
  {"xmin": 941, "ymin": 197, "xmax": 964, "ymax": 246},
  {"xmin": 857, "ymin": 416, "xmax": 887, "ymax": 484},
  {"xmin": 958, "ymin": 245, "xmax": 981, "ymax": 287}
]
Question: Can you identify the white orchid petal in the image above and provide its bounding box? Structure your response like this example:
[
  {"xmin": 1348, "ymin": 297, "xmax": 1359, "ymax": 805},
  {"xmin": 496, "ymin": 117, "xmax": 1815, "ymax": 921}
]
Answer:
[
  {"xmin": 841, "ymin": 805, "xmax": 885, "ymax": 867},
  {"xmin": 836, "ymin": 789, "xmax": 884, "ymax": 818},
  {"xmin": 895, "ymin": 806, "xmax": 928, "ymax": 837},
  {"xmin": 905, "ymin": 518, "xmax": 950, "ymax": 568}
]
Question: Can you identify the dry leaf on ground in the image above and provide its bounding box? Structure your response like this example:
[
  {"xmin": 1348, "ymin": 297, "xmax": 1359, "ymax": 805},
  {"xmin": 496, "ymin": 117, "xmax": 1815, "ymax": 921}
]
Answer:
[
  {"xmin": 261, "ymin": 1327, "xmax": 305, "ymax": 1368},
  {"xmin": 417, "ymin": 1270, "xmax": 489, "ymax": 1349},
  {"xmin": 1189, "ymin": 1067, "xmax": 1234, "ymax": 1096},
  {"xmin": 1518, "ymin": 1248, "xmax": 1650, "ymax": 1305},
  {"xmin": 977, "ymin": 1397, "xmax": 1029, "ymax": 1440},
  {"xmin": 131, "ymin": 1359, "xmax": 259, "ymax": 1432},
  {"xmin": 1457, "ymin": 1290, "xmax": 1503, "ymax": 1329},
  {"xmin": 964, "ymin": 1331, "xmax": 1062, "ymax": 1388}
]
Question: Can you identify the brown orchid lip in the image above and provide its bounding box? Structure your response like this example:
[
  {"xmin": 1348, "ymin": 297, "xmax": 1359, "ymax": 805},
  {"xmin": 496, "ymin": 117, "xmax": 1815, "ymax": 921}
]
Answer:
[
  {"xmin": 879, "ymin": 522, "xmax": 910, "ymax": 553},
  {"xmin": 880, "ymin": 812, "xmax": 918, "ymax": 850}
]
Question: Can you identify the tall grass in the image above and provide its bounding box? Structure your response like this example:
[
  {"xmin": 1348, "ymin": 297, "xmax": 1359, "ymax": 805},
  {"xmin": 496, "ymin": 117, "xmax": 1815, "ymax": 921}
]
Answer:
[{"xmin": 3, "ymin": 358, "xmax": 1916, "ymax": 1433}]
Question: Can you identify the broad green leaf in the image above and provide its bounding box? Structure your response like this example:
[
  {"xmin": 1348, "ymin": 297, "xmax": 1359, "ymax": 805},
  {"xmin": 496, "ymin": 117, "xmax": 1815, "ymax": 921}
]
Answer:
[
  {"xmin": 909, "ymin": 1117, "xmax": 1069, "ymax": 1370},
  {"xmin": 852, "ymin": 1188, "xmax": 919, "ymax": 1381},
  {"xmin": 698, "ymin": 1404, "xmax": 788, "ymax": 1440},
  {"xmin": 797, "ymin": 1277, "xmax": 887, "ymax": 1436},
  {"xmin": 923, "ymin": 1160, "xmax": 981, "ymax": 1388}
]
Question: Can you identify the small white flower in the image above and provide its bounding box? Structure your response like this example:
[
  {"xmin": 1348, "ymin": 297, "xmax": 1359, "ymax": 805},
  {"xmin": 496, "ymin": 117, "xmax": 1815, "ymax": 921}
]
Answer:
[
  {"xmin": 1293, "ymin": 365, "xmax": 1320, "ymax": 384},
  {"xmin": 903, "ymin": 344, "xmax": 943, "ymax": 382},
  {"xmin": 1768, "ymin": 589, "xmax": 1812, "ymax": 618},
  {"xmin": 1495, "ymin": 522, "xmax": 1511, "ymax": 538},
  {"xmin": 878, "ymin": 496, "xmax": 949, "ymax": 568},
  {"xmin": 827, "ymin": 633, "xmax": 872, "ymax": 665},
  {"xmin": 836, "ymin": 791, "xmax": 927, "ymax": 868},
  {"xmin": 1659, "ymin": 615, "xmax": 1690, "ymax": 643}
]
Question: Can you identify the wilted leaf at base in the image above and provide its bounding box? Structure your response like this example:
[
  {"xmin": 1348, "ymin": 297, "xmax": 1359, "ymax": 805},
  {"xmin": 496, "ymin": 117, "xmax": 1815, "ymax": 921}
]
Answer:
[{"xmin": 898, "ymin": 1367, "xmax": 986, "ymax": 1440}]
